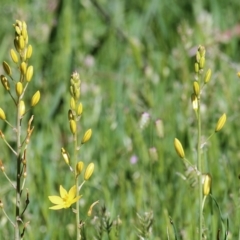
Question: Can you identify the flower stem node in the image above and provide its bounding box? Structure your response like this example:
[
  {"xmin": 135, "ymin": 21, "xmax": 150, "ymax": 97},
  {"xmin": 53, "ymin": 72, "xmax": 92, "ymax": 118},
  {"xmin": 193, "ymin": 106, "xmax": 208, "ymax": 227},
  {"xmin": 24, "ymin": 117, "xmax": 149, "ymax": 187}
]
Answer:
[
  {"xmin": 174, "ymin": 138, "xmax": 185, "ymax": 159},
  {"xmin": 215, "ymin": 113, "xmax": 227, "ymax": 132},
  {"xmin": 84, "ymin": 163, "xmax": 94, "ymax": 181},
  {"xmin": 81, "ymin": 129, "xmax": 92, "ymax": 144}
]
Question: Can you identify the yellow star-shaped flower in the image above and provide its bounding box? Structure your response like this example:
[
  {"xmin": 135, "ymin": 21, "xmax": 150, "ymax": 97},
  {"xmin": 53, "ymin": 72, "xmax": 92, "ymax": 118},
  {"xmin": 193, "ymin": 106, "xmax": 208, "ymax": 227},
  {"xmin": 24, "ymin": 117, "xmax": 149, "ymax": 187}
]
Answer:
[{"xmin": 48, "ymin": 185, "xmax": 81, "ymax": 210}]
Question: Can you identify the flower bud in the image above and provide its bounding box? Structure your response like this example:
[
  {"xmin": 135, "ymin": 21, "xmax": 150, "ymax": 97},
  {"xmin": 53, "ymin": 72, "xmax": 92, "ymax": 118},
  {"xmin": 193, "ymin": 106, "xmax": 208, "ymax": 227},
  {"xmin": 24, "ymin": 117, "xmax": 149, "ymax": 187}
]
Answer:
[
  {"xmin": 194, "ymin": 62, "xmax": 199, "ymax": 73},
  {"xmin": 204, "ymin": 69, "xmax": 212, "ymax": 84},
  {"xmin": 81, "ymin": 129, "xmax": 92, "ymax": 144},
  {"xmin": 26, "ymin": 45, "xmax": 33, "ymax": 59},
  {"xmin": 84, "ymin": 163, "xmax": 94, "ymax": 180},
  {"xmin": 203, "ymin": 174, "xmax": 211, "ymax": 196},
  {"xmin": 2, "ymin": 61, "xmax": 12, "ymax": 76},
  {"xmin": 0, "ymin": 108, "xmax": 6, "ymax": 120},
  {"xmin": 76, "ymin": 161, "xmax": 84, "ymax": 176},
  {"xmin": 26, "ymin": 65, "xmax": 33, "ymax": 82},
  {"xmin": 15, "ymin": 82, "xmax": 23, "ymax": 96},
  {"xmin": 20, "ymin": 62, "xmax": 27, "ymax": 75},
  {"xmin": 215, "ymin": 113, "xmax": 227, "ymax": 132},
  {"xmin": 18, "ymin": 35, "xmax": 25, "ymax": 50},
  {"xmin": 61, "ymin": 148, "xmax": 70, "ymax": 166},
  {"xmin": 193, "ymin": 81, "xmax": 200, "ymax": 97},
  {"xmin": 174, "ymin": 138, "xmax": 185, "ymax": 158},
  {"xmin": 19, "ymin": 100, "xmax": 25, "ymax": 117},
  {"xmin": 199, "ymin": 57, "xmax": 205, "ymax": 69},
  {"xmin": 31, "ymin": 90, "xmax": 40, "ymax": 107},
  {"xmin": 198, "ymin": 45, "xmax": 205, "ymax": 57},
  {"xmin": 10, "ymin": 49, "xmax": 19, "ymax": 63},
  {"xmin": 1, "ymin": 75, "xmax": 10, "ymax": 91},
  {"xmin": 69, "ymin": 120, "xmax": 77, "ymax": 134},
  {"xmin": 77, "ymin": 103, "xmax": 83, "ymax": 116},
  {"xmin": 70, "ymin": 97, "xmax": 76, "ymax": 110}
]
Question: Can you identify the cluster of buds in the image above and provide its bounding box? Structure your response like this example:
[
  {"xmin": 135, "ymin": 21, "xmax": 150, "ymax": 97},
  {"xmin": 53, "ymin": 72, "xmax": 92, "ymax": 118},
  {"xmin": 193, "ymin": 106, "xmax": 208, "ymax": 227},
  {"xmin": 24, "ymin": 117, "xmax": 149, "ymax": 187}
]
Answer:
[{"xmin": 62, "ymin": 72, "xmax": 93, "ymax": 179}]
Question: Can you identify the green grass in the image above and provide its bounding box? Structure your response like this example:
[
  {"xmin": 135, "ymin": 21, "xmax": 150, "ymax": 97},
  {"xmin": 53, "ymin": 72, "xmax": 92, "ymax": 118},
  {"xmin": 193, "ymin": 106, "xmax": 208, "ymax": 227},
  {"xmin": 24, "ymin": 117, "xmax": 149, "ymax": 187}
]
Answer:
[{"xmin": 0, "ymin": 0, "xmax": 240, "ymax": 239}]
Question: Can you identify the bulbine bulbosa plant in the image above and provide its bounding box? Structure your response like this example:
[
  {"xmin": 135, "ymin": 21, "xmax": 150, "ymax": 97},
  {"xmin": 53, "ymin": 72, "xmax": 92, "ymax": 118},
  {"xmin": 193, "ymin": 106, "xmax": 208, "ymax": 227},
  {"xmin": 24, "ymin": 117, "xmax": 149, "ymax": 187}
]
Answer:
[
  {"xmin": 0, "ymin": 20, "xmax": 40, "ymax": 239},
  {"xmin": 174, "ymin": 46, "xmax": 227, "ymax": 239},
  {"xmin": 48, "ymin": 72, "xmax": 98, "ymax": 240}
]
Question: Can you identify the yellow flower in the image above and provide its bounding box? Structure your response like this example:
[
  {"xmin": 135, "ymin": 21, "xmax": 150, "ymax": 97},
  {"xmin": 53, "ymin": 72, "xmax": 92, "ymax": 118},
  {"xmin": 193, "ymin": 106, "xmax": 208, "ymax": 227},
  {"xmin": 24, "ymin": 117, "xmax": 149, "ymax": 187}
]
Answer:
[{"xmin": 48, "ymin": 185, "xmax": 81, "ymax": 210}]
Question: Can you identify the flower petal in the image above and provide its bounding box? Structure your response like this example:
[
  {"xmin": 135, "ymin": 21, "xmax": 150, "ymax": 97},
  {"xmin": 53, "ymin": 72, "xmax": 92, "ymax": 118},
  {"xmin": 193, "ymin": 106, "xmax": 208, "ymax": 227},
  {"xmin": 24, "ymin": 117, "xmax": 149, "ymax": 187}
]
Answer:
[
  {"xmin": 48, "ymin": 196, "xmax": 64, "ymax": 205},
  {"xmin": 59, "ymin": 185, "xmax": 68, "ymax": 199},
  {"xmin": 49, "ymin": 204, "xmax": 65, "ymax": 210},
  {"xmin": 68, "ymin": 185, "xmax": 77, "ymax": 199}
]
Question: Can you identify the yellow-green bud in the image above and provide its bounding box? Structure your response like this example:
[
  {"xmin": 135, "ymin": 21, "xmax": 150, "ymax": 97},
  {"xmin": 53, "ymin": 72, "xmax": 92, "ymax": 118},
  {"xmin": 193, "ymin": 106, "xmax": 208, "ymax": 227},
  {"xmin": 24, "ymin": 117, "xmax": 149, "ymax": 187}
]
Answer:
[
  {"xmin": 69, "ymin": 120, "xmax": 77, "ymax": 134},
  {"xmin": 84, "ymin": 163, "xmax": 94, "ymax": 180},
  {"xmin": 61, "ymin": 148, "xmax": 70, "ymax": 166},
  {"xmin": 20, "ymin": 62, "xmax": 27, "ymax": 75},
  {"xmin": 194, "ymin": 62, "xmax": 199, "ymax": 73},
  {"xmin": 16, "ymin": 82, "xmax": 23, "ymax": 96},
  {"xmin": 18, "ymin": 35, "xmax": 25, "ymax": 50},
  {"xmin": 81, "ymin": 129, "xmax": 92, "ymax": 144},
  {"xmin": 31, "ymin": 90, "xmax": 40, "ymax": 107},
  {"xmin": 198, "ymin": 45, "xmax": 205, "ymax": 57},
  {"xmin": 2, "ymin": 61, "xmax": 12, "ymax": 76},
  {"xmin": 15, "ymin": 25, "xmax": 21, "ymax": 35},
  {"xmin": 203, "ymin": 174, "xmax": 211, "ymax": 196},
  {"xmin": 70, "ymin": 97, "xmax": 76, "ymax": 110},
  {"xmin": 26, "ymin": 45, "xmax": 32, "ymax": 59},
  {"xmin": 77, "ymin": 103, "xmax": 83, "ymax": 116},
  {"xmin": 10, "ymin": 49, "xmax": 18, "ymax": 63},
  {"xmin": 191, "ymin": 93, "xmax": 198, "ymax": 110},
  {"xmin": 204, "ymin": 69, "xmax": 212, "ymax": 84},
  {"xmin": 76, "ymin": 161, "xmax": 84, "ymax": 176},
  {"xmin": 174, "ymin": 138, "xmax": 185, "ymax": 158},
  {"xmin": 199, "ymin": 57, "xmax": 205, "ymax": 69},
  {"xmin": 196, "ymin": 51, "xmax": 201, "ymax": 63},
  {"xmin": 0, "ymin": 108, "xmax": 6, "ymax": 120},
  {"xmin": 1, "ymin": 75, "xmax": 10, "ymax": 91},
  {"xmin": 193, "ymin": 81, "xmax": 200, "ymax": 97},
  {"xmin": 22, "ymin": 27, "xmax": 28, "ymax": 40},
  {"xmin": 237, "ymin": 72, "xmax": 240, "ymax": 78},
  {"xmin": 215, "ymin": 113, "xmax": 227, "ymax": 132},
  {"xmin": 19, "ymin": 100, "xmax": 25, "ymax": 117},
  {"xmin": 26, "ymin": 65, "xmax": 33, "ymax": 82}
]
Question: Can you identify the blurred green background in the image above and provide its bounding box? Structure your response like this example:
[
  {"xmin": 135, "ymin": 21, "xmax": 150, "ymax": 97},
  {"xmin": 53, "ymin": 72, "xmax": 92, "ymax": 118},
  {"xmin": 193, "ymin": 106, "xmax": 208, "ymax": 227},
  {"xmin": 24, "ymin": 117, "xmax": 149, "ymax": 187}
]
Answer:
[{"xmin": 0, "ymin": 0, "xmax": 240, "ymax": 239}]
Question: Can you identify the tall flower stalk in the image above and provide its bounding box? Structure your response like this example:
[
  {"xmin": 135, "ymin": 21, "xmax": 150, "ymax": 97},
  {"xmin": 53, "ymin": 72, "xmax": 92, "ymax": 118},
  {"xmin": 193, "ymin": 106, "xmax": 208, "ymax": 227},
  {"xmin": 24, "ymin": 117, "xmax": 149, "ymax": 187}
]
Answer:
[
  {"xmin": 174, "ymin": 45, "xmax": 227, "ymax": 239},
  {"xmin": 49, "ymin": 72, "xmax": 96, "ymax": 239},
  {"xmin": 0, "ymin": 20, "xmax": 40, "ymax": 239}
]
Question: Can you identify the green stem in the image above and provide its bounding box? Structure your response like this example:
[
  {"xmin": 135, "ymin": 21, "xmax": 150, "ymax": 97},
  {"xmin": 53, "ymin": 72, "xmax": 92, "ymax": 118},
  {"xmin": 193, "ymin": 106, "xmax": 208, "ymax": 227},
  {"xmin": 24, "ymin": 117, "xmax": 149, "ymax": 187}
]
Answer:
[
  {"xmin": 15, "ymin": 102, "xmax": 22, "ymax": 240},
  {"xmin": 74, "ymin": 133, "xmax": 81, "ymax": 240},
  {"xmin": 197, "ymin": 98, "xmax": 203, "ymax": 240}
]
